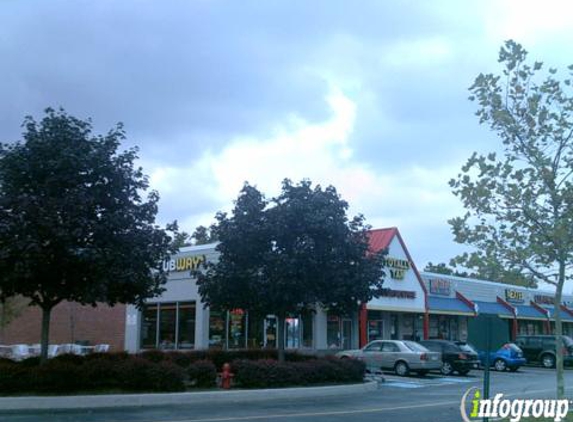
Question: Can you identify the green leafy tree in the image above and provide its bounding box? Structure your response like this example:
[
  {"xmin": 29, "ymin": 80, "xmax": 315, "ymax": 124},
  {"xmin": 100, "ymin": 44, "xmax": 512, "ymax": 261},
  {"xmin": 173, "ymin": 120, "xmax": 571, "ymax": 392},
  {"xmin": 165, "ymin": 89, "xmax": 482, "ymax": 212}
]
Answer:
[
  {"xmin": 424, "ymin": 259, "xmax": 536, "ymax": 287},
  {"xmin": 449, "ymin": 41, "xmax": 573, "ymax": 397},
  {"xmin": 0, "ymin": 297, "xmax": 26, "ymax": 341},
  {"xmin": 171, "ymin": 230, "xmax": 193, "ymax": 249},
  {"xmin": 192, "ymin": 225, "xmax": 218, "ymax": 245},
  {"xmin": 196, "ymin": 179, "xmax": 385, "ymax": 361},
  {"xmin": 0, "ymin": 108, "xmax": 174, "ymax": 361}
]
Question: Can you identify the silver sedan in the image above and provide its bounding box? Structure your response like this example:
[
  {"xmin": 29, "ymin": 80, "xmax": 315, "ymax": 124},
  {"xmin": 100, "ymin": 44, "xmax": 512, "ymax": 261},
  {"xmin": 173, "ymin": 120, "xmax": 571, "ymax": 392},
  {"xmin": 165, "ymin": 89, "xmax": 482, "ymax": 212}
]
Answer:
[{"xmin": 336, "ymin": 340, "xmax": 442, "ymax": 376}]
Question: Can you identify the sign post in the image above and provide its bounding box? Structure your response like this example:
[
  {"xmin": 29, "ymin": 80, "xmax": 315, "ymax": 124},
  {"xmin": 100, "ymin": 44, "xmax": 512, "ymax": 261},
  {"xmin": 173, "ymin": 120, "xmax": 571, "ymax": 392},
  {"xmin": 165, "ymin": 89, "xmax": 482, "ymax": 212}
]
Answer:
[{"xmin": 482, "ymin": 314, "xmax": 494, "ymax": 422}]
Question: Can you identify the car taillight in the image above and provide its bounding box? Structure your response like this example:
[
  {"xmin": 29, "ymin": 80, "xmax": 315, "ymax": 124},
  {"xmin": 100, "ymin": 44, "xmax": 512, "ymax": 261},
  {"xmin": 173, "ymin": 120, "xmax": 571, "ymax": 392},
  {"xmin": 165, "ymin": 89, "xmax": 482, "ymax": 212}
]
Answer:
[
  {"xmin": 458, "ymin": 353, "xmax": 467, "ymax": 360},
  {"xmin": 420, "ymin": 353, "xmax": 427, "ymax": 361}
]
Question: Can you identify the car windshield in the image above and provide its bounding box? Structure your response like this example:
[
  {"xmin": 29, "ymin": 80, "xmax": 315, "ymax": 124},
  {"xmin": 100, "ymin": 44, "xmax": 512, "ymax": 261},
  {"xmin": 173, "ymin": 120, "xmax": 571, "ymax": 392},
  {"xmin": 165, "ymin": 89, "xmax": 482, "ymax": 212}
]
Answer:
[
  {"xmin": 403, "ymin": 341, "xmax": 429, "ymax": 352},
  {"xmin": 563, "ymin": 336, "xmax": 573, "ymax": 347},
  {"xmin": 505, "ymin": 343, "xmax": 522, "ymax": 352},
  {"xmin": 457, "ymin": 343, "xmax": 478, "ymax": 354}
]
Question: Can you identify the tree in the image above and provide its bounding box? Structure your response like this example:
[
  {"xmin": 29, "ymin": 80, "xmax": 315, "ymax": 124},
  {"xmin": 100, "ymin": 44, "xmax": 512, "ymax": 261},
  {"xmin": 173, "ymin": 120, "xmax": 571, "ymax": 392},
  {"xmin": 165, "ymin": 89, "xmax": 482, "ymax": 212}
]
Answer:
[
  {"xmin": 0, "ymin": 297, "xmax": 26, "ymax": 341},
  {"xmin": 171, "ymin": 230, "xmax": 193, "ymax": 249},
  {"xmin": 196, "ymin": 179, "xmax": 385, "ymax": 361},
  {"xmin": 0, "ymin": 108, "xmax": 174, "ymax": 361},
  {"xmin": 449, "ymin": 41, "xmax": 573, "ymax": 397},
  {"xmin": 192, "ymin": 225, "xmax": 217, "ymax": 245},
  {"xmin": 424, "ymin": 259, "xmax": 537, "ymax": 287}
]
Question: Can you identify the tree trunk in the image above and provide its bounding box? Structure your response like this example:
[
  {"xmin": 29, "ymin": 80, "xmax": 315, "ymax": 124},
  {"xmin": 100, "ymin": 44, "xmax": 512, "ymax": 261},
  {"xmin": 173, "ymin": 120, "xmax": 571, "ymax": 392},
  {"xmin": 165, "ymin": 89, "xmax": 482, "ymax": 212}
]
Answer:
[
  {"xmin": 40, "ymin": 305, "xmax": 52, "ymax": 364},
  {"xmin": 277, "ymin": 315, "xmax": 285, "ymax": 363},
  {"xmin": 555, "ymin": 263, "xmax": 565, "ymax": 398}
]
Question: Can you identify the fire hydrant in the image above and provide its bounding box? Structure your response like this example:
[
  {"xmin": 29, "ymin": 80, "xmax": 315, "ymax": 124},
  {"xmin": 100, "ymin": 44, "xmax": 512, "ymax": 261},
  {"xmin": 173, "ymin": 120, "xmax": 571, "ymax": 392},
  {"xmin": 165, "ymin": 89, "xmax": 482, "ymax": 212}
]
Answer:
[{"xmin": 220, "ymin": 363, "xmax": 234, "ymax": 389}]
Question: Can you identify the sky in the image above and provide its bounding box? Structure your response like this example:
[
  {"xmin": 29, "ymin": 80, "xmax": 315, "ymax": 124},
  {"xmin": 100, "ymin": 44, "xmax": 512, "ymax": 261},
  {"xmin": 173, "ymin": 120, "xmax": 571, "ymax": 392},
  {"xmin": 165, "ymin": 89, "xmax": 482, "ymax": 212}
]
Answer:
[{"xmin": 1, "ymin": 0, "xmax": 573, "ymax": 280}]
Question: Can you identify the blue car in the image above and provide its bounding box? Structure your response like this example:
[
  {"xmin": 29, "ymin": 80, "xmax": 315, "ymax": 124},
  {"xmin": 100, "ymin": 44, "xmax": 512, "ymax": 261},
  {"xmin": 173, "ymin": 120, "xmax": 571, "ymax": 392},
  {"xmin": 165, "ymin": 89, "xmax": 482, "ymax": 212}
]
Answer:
[{"xmin": 478, "ymin": 343, "xmax": 527, "ymax": 372}]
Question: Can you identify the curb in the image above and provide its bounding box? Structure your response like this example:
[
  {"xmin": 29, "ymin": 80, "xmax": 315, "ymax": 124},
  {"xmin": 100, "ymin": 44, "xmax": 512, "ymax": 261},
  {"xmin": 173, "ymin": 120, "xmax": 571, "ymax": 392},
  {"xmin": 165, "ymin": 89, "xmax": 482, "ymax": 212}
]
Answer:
[{"xmin": 0, "ymin": 381, "xmax": 378, "ymax": 411}]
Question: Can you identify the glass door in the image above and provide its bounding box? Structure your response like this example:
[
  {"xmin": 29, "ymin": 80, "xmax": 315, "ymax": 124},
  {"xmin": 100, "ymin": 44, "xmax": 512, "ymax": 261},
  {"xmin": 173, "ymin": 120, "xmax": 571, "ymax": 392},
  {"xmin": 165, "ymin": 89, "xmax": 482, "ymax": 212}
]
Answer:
[{"xmin": 264, "ymin": 315, "xmax": 277, "ymax": 348}]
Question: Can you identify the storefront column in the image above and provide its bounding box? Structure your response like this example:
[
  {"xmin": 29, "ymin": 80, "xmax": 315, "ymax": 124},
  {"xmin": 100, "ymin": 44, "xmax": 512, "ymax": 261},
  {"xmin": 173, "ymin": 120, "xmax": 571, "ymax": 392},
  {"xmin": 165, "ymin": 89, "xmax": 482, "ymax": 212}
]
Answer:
[
  {"xmin": 423, "ymin": 311, "xmax": 429, "ymax": 340},
  {"xmin": 195, "ymin": 305, "xmax": 209, "ymax": 349},
  {"xmin": 314, "ymin": 307, "xmax": 328, "ymax": 350},
  {"xmin": 511, "ymin": 318, "xmax": 518, "ymax": 341},
  {"xmin": 359, "ymin": 304, "xmax": 368, "ymax": 347}
]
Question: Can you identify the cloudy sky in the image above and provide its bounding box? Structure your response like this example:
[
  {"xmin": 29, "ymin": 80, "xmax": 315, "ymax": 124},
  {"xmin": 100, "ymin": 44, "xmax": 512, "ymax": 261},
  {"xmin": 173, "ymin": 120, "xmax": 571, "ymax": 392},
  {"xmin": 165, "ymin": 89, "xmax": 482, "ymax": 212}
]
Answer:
[{"xmin": 2, "ymin": 0, "xmax": 573, "ymax": 273}]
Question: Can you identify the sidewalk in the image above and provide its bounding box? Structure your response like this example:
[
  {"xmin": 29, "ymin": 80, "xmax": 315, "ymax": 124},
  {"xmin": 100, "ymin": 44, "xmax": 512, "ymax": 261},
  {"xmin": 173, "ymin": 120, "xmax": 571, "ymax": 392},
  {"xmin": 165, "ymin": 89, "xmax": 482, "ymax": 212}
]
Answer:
[{"xmin": 0, "ymin": 381, "xmax": 379, "ymax": 411}]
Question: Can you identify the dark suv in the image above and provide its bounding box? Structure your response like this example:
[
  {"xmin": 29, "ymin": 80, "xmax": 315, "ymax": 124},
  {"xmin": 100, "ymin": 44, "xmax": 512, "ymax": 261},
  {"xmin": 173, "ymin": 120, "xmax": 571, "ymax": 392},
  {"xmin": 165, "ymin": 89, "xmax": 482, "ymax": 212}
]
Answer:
[
  {"xmin": 515, "ymin": 335, "xmax": 573, "ymax": 368},
  {"xmin": 419, "ymin": 340, "xmax": 480, "ymax": 376}
]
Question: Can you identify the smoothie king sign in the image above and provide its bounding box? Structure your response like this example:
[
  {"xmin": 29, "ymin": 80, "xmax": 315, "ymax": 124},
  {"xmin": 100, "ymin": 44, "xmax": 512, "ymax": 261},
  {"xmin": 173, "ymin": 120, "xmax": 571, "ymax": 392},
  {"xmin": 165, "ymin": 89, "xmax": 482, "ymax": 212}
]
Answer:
[{"xmin": 460, "ymin": 387, "xmax": 570, "ymax": 422}]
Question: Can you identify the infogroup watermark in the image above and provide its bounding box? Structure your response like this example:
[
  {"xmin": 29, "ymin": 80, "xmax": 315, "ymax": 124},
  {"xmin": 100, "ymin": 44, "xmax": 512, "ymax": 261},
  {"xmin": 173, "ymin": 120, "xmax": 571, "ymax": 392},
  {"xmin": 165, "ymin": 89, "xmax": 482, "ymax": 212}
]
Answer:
[{"xmin": 460, "ymin": 387, "xmax": 570, "ymax": 422}]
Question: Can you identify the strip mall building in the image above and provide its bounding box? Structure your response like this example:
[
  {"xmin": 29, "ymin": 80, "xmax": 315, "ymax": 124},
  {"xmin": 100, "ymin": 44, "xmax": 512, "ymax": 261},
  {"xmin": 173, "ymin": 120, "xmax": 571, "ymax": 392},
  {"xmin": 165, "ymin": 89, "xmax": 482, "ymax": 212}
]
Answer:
[{"xmin": 4, "ymin": 227, "xmax": 573, "ymax": 352}]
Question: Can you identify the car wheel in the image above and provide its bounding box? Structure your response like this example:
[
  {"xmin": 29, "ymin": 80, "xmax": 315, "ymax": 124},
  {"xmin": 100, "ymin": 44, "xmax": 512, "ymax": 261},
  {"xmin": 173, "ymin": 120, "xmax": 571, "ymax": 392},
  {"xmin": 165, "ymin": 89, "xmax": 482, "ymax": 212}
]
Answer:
[
  {"xmin": 541, "ymin": 354, "xmax": 556, "ymax": 368},
  {"xmin": 494, "ymin": 359, "xmax": 507, "ymax": 372},
  {"xmin": 458, "ymin": 370, "xmax": 470, "ymax": 376},
  {"xmin": 440, "ymin": 362, "xmax": 453, "ymax": 376},
  {"xmin": 394, "ymin": 361, "xmax": 410, "ymax": 377}
]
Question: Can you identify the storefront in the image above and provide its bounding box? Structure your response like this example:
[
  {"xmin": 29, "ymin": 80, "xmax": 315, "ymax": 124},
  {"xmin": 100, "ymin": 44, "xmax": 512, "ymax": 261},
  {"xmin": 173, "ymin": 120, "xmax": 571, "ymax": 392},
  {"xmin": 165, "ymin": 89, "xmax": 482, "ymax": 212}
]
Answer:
[
  {"xmin": 125, "ymin": 243, "xmax": 357, "ymax": 352},
  {"xmin": 360, "ymin": 228, "xmax": 428, "ymax": 346},
  {"xmin": 422, "ymin": 275, "xmax": 474, "ymax": 341}
]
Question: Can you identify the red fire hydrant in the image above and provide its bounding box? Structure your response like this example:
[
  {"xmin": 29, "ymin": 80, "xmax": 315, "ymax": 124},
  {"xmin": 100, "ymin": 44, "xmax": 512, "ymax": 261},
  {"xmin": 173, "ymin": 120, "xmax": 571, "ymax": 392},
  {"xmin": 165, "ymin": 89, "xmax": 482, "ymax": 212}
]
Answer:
[{"xmin": 220, "ymin": 363, "xmax": 234, "ymax": 389}]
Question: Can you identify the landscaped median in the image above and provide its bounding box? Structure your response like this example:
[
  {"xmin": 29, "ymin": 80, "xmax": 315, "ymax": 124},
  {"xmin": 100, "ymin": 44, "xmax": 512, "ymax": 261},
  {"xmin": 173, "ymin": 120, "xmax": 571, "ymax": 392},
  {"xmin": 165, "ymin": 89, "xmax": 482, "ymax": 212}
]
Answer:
[{"xmin": 0, "ymin": 350, "xmax": 375, "ymax": 410}]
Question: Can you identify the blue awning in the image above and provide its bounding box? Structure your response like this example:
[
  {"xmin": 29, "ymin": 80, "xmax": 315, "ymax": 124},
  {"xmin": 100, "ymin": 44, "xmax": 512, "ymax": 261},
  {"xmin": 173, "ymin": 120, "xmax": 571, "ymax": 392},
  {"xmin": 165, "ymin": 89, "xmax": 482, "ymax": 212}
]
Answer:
[
  {"xmin": 428, "ymin": 296, "xmax": 474, "ymax": 315},
  {"xmin": 541, "ymin": 306, "xmax": 573, "ymax": 322},
  {"xmin": 474, "ymin": 301, "xmax": 514, "ymax": 317},
  {"xmin": 515, "ymin": 305, "xmax": 547, "ymax": 320}
]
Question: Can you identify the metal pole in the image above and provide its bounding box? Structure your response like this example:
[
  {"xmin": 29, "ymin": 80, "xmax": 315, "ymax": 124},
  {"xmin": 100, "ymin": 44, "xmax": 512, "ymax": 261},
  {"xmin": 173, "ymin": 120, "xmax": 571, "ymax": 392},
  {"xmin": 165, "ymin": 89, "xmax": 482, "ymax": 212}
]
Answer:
[{"xmin": 483, "ymin": 316, "xmax": 492, "ymax": 422}]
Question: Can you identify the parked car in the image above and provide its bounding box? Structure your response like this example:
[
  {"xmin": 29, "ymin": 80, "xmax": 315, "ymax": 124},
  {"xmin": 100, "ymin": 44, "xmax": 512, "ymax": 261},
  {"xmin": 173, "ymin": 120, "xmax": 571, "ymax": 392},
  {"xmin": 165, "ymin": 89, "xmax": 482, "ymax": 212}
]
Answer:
[
  {"xmin": 515, "ymin": 335, "xmax": 573, "ymax": 368},
  {"xmin": 336, "ymin": 340, "xmax": 441, "ymax": 376},
  {"xmin": 419, "ymin": 340, "xmax": 480, "ymax": 376},
  {"xmin": 476, "ymin": 343, "xmax": 526, "ymax": 372}
]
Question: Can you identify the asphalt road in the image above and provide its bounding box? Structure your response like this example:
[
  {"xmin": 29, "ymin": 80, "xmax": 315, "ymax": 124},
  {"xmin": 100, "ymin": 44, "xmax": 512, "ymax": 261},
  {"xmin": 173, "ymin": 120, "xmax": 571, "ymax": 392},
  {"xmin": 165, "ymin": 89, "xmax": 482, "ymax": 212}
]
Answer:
[{"xmin": 2, "ymin": 367, "xmax": 573, "ymax": 422}]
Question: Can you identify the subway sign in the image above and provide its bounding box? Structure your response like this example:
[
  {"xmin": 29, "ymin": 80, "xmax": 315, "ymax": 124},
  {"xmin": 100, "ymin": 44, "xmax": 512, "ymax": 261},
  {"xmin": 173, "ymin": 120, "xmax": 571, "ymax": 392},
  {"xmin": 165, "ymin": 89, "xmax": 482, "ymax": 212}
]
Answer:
[
  {"xmin": 162, "ymin": 254, "xmax": 206, "ymax": 272},
  {"xmin": 384, "ymin": 257, "xmax": 410, "ymax": 280},
  {"xmin": 505, "ymin": 289, "xmax": 525, "ymax": 303}
]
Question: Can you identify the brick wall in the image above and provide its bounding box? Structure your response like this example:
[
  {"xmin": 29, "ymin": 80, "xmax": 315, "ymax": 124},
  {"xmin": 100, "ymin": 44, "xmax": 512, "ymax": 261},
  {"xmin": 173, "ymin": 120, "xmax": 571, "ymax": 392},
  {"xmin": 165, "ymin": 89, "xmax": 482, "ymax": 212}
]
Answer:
[{"xmin": 0, "ymin": 301, "xmax": 126, "ymax": 351}]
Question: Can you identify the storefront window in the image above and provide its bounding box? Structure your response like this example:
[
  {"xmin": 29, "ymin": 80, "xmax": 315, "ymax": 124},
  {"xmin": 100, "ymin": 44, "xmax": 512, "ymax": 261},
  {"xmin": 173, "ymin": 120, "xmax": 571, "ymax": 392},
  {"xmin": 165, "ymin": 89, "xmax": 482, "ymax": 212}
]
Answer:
[
  {"xmin": 141, "ymin": 304, "xmax": 158, "ymax": 348},
  {"xmin": 247, "ymin": 313, "xmax": 264, "ymax": 348},
  {"xmin": 327, "ymin": 314, "xmax": 341, "ymax": 348},
  {"xmin": 178, "ymin": 302, "xmax": 196, "ymax": 349},
  {"xmin": 264, "ymin": 316, "xmax": 277, "ymax": 348},
  {"xmin": 228, "ymin": 309, "xmax": 246, "ymax": 349},
  {"xmin": 158, "ymin": 303, "xmax": 176, "ymax": 349},
  {"xmin": 140, "ymin": 302, "xmax": 197, "ymax": 350},
  {"xmin": 390, "ymin": 314, "xmax": 399, "ymax": 340},
  {"xmin": 209, "ymin": 310, "xmax": 226, "ymax": 349},
  {"xmin": 285, "ymin": 317, "xmax": 300, "ymax": 348}
]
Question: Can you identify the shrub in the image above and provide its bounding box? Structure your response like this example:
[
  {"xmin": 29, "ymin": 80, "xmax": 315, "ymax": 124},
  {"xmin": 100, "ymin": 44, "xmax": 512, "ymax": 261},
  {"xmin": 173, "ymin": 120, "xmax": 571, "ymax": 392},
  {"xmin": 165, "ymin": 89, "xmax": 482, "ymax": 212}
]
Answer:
[
  {"xmin": 0, "ymin": 363, "xmax": 29, "ymax": 393},
  {"xmin": 138, "ymin": 349, "xmax": 168, "ymax": 363},
  {"xmin": 149, "ymin": 361, "xmax": 186, "ymax": 392},
  {"xmin": 83, "ymin": 357, "xmax": 120, "ymax": 390},
  {"xmin": 18, "ymin": 356, "xmax": 41, "ymax": 367},
  {"xmin": 187, "ymin": 360, "xmax": 217, "ymax": 388},
  {"xmin": 51, "ymin": 353, "xmax": 84, "ymax": 365},
  {"xmin": 232, "ymin": 358, "xmax": 366, "ymax": 388},
  {"xmin": 32, "ymin": 361, "xmax": 86, "ymax": 392}
]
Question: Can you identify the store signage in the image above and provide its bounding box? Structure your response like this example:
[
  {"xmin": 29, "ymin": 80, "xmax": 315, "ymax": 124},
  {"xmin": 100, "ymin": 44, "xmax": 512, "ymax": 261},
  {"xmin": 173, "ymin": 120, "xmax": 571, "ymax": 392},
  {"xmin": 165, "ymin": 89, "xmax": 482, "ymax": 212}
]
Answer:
[
  {"xmin": 384, "ymin": 257, "xmax": 410, "ymax": 280},
  {"xmin": 429, "ymin": 278, "xmax": 451, "ymax": 296},
  {"xmin": 505, "ymin": 289, "xmax": 525, "ymax": 303},
  {"xmin": 162, "ymin": 254, "xmax": 206, "ymax": 272},
  {"xmin": 534, "ymin": 294, "xmax": 554, "ymax": 305},
  {"xmin": 379, "ymin": 288, "xmax": 416, "ymax": 299}
]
